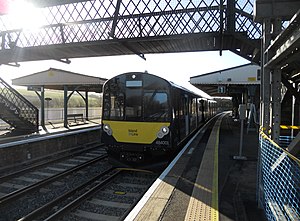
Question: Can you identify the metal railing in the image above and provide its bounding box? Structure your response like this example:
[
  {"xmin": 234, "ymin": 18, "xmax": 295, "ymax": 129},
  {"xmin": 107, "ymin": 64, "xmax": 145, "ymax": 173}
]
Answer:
[
  {"xmin": 0, "ymin": 77, "xmax": 38, "ymax": 131},
  {"xmin": 41, "ymin": 107, "xmax": 101, "ymax": 124},
  {"xmin": 258, "ymin": 131, "xmax": 300, "ymax": 220},
  {"xmin": 0, "ymin": 0, "xmax": 262, "ymax": 49}
]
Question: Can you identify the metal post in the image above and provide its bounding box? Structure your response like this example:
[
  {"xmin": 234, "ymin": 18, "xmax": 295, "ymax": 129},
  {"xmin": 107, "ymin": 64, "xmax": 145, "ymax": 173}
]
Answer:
[
  {"xmin": 64, "ymin": 85, "xmax": 68, "ymax": 128},
  {"xmin": 262, "ymin": 18, "xmax": 272, "ymax": 134},
  {"xmin": 45, "ymin": 97, "xmax": 52, "ymax": 122},
  {"xmin": 226, "ymin": 0, "xmax": 235, "ymax": 34},
  {"xmin": 272, "ymin": 69, "xmax": 281, "ymax": 144},
  {"xmin": 239, "ymin": 118, "xmax": 244, "ymax": 156},
  {"xmin": 234, "ymin": 104, "xmax": 247, "ymax": 160},
  {"xmin": 40, "ymin": 86, "xmax": 46, "ymax": 130},
  {"xmin": 271, "ymin": 18, "xmax": 282, "ymax": 144},
  {"xmin": 85, "ymin": 90, "xmax": 89, "ymax": 121},
  {"xmin": 292, "ymin": 83, "xmax": 295, "ymax": 137}
]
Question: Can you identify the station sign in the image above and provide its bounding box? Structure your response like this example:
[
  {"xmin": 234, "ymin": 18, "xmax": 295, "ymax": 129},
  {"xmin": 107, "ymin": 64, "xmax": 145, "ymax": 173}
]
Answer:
[{"xmin": 218, "ymin": 85, "xmax": 226, "ymax": 94}]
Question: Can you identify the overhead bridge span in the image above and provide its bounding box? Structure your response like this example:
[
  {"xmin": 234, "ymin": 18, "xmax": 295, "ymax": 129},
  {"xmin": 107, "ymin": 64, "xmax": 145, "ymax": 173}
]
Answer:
[{"xmin": 0, "ymin": 0, "xmax": 261, "ymax": 65}]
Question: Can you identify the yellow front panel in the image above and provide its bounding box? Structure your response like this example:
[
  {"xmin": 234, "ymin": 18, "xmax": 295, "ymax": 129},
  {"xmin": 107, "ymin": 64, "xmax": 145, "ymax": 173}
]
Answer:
[{"xmin": 103, "ymin": 120, "xmax": 170, "ymax": 144}]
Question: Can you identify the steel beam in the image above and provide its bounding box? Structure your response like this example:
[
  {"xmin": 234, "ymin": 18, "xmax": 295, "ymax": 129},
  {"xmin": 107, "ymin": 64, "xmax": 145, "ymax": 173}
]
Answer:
[
  {"xmin": 254, "ymin": 0, "xmax": 300, "ymax": 22},
  {"xmin": 286, "ymin": 130, "xmax": 300, "ymax": 156},
  {"xmin": 262, "ymin": 19, "xmax": 272, "ymax": 133},
  {"xmin": 110, "ymin": 0, "xmax": 122, "ymax": 38},
  {"xmin": 0, "ymin": 1, "xmax": 261, "ymax": 64},
  {"xmin": 265, "ymin": 10, "xmax": 300, "ymax": 68},
  {"xmin": 272, "ymin": 69, "xmax": 281, "ymax": 144}
]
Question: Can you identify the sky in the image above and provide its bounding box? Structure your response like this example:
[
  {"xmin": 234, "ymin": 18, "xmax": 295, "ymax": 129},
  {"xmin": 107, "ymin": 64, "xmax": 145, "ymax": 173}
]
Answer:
[{"xmin": 0, "ymin": 50, "xmax": 249, "ymax": 89}]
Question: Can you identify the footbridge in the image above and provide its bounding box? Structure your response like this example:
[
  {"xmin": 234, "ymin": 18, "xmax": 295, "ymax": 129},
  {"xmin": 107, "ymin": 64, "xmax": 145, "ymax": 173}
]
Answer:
[{"xmin": 0, "ymin": 0, "xmax": 261, "ymax": 65}]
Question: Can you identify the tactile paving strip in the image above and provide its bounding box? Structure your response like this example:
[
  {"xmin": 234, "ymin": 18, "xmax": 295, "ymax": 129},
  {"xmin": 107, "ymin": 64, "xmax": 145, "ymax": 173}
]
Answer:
[{"xmin": 184, "ymin": 114, "xmax": 225, "ymax": 221}]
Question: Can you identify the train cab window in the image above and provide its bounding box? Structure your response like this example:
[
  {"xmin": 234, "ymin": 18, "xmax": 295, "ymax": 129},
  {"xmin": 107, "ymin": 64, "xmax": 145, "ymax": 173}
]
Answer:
[
  {"xmin": 125, "ymin": 88, "xmax": 142, "ymax": 120},
  {"xmin": 144, "ymin": 92, "xmax": 169, "ymax": 121},
  {"xmin": 112, "ymin": 94, "xmax": 124, "ymax": 119},
  {"xmin": 103, "ymin": 92, "xmax": 124, "ymax": 120}
]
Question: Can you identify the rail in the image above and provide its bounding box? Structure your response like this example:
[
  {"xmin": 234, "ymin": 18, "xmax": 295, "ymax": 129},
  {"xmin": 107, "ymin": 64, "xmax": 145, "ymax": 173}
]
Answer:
[
  {"xmin": 0, "ymin": 154, "xmax": 108, "ymax": 206},
  {"xmin": 258, "ymin": 131, "xmax": 300, "ymax": 221}
]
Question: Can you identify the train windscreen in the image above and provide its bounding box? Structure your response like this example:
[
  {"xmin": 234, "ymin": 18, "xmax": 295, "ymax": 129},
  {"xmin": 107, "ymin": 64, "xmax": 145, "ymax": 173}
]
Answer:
[
  {"xmin": 103, "ymin": 73, "xmax": 170, "ymax": 122},
  {"xmin": 144, "ymin": 91, "xmax": 169, "ymax": 121}
]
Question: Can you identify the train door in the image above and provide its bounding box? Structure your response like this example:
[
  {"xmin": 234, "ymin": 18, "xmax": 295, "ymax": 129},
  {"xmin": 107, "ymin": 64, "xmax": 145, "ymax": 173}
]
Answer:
[
  {"xmin": 172, "ymin": 89, "xmax": 181, "ymax": 144},
  {"xmin": 184, "ymin": 94, "xmax": 189, "ymax": 136},
  {"xmin": 190, "ymin": 97, "xmax": 197, "ymax": 131},
  {"xmin": 178, "ymin": 93, "xmax": 189, "ymax": 139},
  {"xmin": 197, "ymin": 98, "xmax": 202, "ymax": 124}
]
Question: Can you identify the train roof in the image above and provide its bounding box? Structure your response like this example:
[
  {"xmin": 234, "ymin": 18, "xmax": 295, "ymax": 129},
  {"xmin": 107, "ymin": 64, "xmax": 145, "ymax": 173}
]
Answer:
[
  {"xmin": 169, "ymin": 81, "xmax": 213, "ymax": 100},
  {"xmin": 111, "ymin": 72, "xmax": 213, "ymax": 100}
]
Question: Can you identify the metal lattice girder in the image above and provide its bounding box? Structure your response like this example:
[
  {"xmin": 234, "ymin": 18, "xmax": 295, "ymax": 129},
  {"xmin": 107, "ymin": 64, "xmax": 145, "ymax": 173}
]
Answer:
[
  {"xmin": 0, "ymin": 0, "xmax": 261, "ymax": 64},
  {"xmin": 265, "ymin": 9, "xmax": 300, "ymax": 69}
]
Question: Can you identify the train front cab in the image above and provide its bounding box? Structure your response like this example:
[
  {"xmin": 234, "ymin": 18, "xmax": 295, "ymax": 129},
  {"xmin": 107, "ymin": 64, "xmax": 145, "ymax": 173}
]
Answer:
[{"xmin": 101, "ymin": 73, "xmax": 174, "ymax": 167}]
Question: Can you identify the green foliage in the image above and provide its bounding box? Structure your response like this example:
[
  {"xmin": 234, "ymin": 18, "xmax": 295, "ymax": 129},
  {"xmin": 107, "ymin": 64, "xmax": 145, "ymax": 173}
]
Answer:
[{"xmin": 16, "ymin": 88, "xmax": 102, "ymax": 108}]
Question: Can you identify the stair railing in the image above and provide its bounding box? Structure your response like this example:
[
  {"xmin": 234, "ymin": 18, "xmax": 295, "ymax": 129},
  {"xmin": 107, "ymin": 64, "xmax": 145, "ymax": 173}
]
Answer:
[{"xmin": 0, "ymin": 77, "xmax": 38, "ymax": 131}]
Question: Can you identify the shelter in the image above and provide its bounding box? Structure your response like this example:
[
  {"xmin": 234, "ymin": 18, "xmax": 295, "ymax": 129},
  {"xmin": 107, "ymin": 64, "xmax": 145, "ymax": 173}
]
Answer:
[
  {"xmin": 12, "ymin": 68, "xmax": 107, "ymax": 129},
  {"xmin": 190, "ymin": 63, "xmax": 260, "ymax": 119}
]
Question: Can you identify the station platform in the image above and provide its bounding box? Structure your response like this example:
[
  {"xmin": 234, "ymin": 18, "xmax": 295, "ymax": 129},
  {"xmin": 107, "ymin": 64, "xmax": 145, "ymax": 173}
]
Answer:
[
  {"xmin": 125, "ymin": 113, "xmax": 265, "ymax": 221},
  {"xmin": 0, "ymin": 119, "xmax": 102, "ymax": 170},
  {"xmin": 0, "ymin": 119, "xmax": 101, "ymax": 144}
]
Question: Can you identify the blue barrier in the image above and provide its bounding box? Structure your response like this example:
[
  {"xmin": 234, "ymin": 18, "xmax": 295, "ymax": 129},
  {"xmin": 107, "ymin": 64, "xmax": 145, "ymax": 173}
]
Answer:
[{"xmin": 259, "ymin": 132, "xmax": 300, "ymax": 220}]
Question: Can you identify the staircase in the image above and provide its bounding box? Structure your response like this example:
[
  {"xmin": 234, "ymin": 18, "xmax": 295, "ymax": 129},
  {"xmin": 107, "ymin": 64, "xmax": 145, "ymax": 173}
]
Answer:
[{"xmin": 0, "ymin": 77, "xmax": 38, "ymax": 133}]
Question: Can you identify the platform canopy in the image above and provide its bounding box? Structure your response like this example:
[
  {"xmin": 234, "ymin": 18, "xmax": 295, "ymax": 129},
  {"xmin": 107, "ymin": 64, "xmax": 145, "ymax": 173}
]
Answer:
[
  {"xmin": 12, "ymin": 68, "xmax": 107, "ymax": 93},
  {"xmin": 12, "ymin": 68, "xmax": 107, "ymax": 129},
  {"xmin": 190, "ymin": 63, "xmax": 260, "ymax": 96}
]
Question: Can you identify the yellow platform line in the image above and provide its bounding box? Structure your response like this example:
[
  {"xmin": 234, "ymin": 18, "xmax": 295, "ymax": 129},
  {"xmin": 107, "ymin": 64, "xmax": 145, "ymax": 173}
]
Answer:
[
  {"xmin": 280, "ymin": 125, "xmax": 300, "ymax": 130},
  {"xmin": 185, "ymin": 114, "xmax": 225, "ymax": 221},
  {"xmin": 212, "ymin": 116, "xmax": 220, "ymax": 221}
]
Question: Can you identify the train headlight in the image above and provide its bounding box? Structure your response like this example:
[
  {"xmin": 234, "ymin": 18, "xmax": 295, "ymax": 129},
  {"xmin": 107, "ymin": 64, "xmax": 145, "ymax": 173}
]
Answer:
[
  {"xmin": 103, "ymin": 124, "xmax": 112, "ymax": 136},
  {"xmin": 157, "ymin": 126, "xmax": 169, "ymax": 139},
  {"xmin": 162, "ymin": 127, "xmax": 169, "ymax": 134}
]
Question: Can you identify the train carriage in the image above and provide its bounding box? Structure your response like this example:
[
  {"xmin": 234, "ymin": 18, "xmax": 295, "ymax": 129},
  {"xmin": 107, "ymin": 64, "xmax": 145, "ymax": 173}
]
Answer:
[{"xmin": 101, "ymin": 72, "xmax": 215, "ymax": 168}]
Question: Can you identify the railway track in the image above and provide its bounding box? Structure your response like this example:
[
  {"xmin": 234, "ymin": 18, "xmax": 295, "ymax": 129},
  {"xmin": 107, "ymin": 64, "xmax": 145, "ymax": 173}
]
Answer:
[
  {"xmin": 0, "ymin": 141, "xmax": 104, "ymax": 177},
  {"xmin": 0, "ymin": 144, "xmax": 109, "ymax": 221},
  {"xmin": 48, "ymin": 169, "xmax": 157, "ymax": 221},
  {"xmin": 0, "ymin": 165, "xmax": 157, "ymax": 221},
  {"xmin": 0, "ymin": 141, "xmax": 158, "ymax": 221}
]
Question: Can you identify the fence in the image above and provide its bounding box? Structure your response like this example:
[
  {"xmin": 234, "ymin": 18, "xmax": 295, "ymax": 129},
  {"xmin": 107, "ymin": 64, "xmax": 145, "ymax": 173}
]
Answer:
[
  {"xmin": 0, "ymin": 107, "xmax": 101, "ymax": 129},
  {"xmin": 43, "ymin": 107, "xmax": 102, "ymax": 123},
  {"xmin": 259, "ymin": 131, "xmax": 300, "ymax": 220}
]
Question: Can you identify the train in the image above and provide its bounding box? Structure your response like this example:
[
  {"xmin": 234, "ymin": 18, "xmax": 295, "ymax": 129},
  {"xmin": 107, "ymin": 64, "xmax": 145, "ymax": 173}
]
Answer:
[{"xmin": 101, "ymin": 72, "xmax": 218, "ymax": 168}]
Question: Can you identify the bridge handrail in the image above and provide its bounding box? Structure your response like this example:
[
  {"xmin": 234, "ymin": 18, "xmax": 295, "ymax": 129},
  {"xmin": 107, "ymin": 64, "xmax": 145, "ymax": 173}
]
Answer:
[{"xmin": 0, "ymin": 0, "xmax": 262, "ymax": 50}]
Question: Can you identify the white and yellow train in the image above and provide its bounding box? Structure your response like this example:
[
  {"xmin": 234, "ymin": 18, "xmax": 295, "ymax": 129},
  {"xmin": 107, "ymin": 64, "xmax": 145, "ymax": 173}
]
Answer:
[{"xmin": 101, "ymin": 72, "xmax": 218, "ymax": 168}]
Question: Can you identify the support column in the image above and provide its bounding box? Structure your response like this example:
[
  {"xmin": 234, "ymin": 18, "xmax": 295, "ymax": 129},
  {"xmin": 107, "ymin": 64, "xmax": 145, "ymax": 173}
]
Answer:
[
  {"xmin": 271, "ymin": 18, "xmax": 282, "ymax": 144},
  {"xmin": 40, "ymin": 86, "xmax": 46, "ymax": 130},
  {"xmin": 85, "ymin": 90, "xmax": 89, "ymax": 121},
  {"xmin": 64, "ymin": 85, "xmax": 68, "ymax": 128},
  {"xmin": 226, "ymin": 0, "xmax": 235, "ymax": 34},
  {"xmin": 258, "ymin": 18, "xmax": 272, "ymax": 209},
  {"xmin": 261, "ymin": 18, "xmax": 272, "ymax": 134},
  {"xmin": 272, "ymin": 69, "xmax": 281, "ymax": 144}
]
